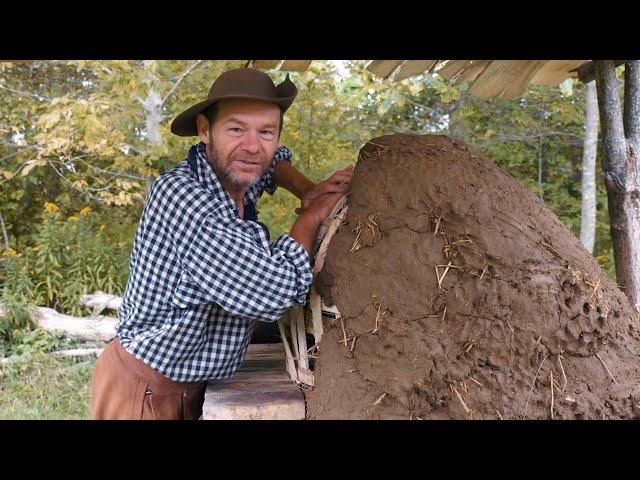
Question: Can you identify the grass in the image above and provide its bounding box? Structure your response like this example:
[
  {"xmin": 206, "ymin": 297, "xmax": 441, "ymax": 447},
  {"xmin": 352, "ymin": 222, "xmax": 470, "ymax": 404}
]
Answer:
[{"xmin": 0, "ymin": 352, "xmax": 95, "ymax": 419}]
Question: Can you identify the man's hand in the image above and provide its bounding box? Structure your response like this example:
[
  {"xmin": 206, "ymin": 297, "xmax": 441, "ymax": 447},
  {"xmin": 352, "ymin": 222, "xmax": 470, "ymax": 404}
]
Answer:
[
  {"xmin": 301, "ymin": 190, "xmax": 348, "ymax": 225},
  {"xmin": 296, "ymin": 166, "xmax": 354, "ymax": 215},
  {"xmin": 290, "ymin": 191, "xmax": 348, "ymax": 257}
]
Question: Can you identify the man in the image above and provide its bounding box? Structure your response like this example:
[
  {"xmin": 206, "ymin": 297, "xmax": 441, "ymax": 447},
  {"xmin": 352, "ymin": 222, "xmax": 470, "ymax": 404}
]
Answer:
[{"xmin": 90, "ymin": 68, "xmax": 352, "ymax": 420}]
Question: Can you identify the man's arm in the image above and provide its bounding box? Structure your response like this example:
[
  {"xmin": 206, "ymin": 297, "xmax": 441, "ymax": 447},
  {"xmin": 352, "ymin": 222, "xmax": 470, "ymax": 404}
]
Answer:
[{"xmin": 271, "ymin": 158, "xmax": 316, "ymax": 200}]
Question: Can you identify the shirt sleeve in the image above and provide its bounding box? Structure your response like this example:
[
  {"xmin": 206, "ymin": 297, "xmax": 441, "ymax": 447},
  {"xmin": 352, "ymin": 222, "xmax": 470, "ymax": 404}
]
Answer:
[
  {"xmin": 259, "ymin": 145, "xmax": 292, "ymax": 196},
  {"xmin": 172, "ymin": 213, "xmax": 313, "ymax": 323}
]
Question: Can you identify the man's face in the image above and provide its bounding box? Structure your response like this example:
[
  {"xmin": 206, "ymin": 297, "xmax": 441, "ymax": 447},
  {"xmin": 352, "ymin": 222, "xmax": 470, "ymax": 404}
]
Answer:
[{"xmin": 197, "ymin": 98, "xmax": 281, "ymax": 190}]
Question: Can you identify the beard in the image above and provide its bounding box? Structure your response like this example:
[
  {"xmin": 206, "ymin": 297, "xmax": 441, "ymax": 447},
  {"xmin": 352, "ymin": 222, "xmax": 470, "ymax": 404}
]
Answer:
[{"xmin": 206, "ymin": 142, "xmax": 268, "ymax": 189}]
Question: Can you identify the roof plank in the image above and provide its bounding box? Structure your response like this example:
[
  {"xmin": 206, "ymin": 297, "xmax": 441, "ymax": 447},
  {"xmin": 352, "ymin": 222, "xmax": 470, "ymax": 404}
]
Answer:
[
  {"xmin": 252, "ymin": 60, "xmax": 283, "ymax": 69},
  {"xmin": 279, "ymin": 60, "xmax": 313, "ymax": 72},
  {"xmin": 468, "ymin": 60, "xmax": 546, "ymax": 100},
  {"xmin": 391, "ymin": 60, "xmax": 438, "ymax": 82},
  {"xmin": 435, "ymin": 60, "xmax": 472, "ymax": 80},
  {"xmin": 365, "ymin": 60, "xmax": 404, "ymax": 79}
]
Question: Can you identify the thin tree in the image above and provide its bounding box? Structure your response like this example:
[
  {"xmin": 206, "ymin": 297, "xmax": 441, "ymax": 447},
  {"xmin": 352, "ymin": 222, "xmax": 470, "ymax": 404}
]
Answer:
[{"xmin": 579, "ymin": 80, "xmax": 599, "ymax": 253}]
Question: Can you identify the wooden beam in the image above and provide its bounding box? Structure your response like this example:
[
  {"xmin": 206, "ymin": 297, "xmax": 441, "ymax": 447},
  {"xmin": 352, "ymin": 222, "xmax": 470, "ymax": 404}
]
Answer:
[{"xmin": 203, "ymin": 343, "xmax": 305, "ymax": 420}]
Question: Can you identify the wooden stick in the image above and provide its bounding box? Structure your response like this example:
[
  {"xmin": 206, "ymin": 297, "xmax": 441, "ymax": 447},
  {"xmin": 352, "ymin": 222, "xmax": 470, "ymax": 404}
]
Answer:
[
  {"xmin": 468, "ymin": 376, "xmax": 484, "ymax": 388},
  {"xmin": 371, "ymin": 301, "xmax": 383, "ymax": 334},
  {"xmin": 289, "ymin": 310, "xmax": 300, "ymax": 363},
  {"xmin": 595, "ymin": 352, "xmax": 619, "ymax": 386},
  {"xmin": 524, "ymin": 352, "xmax": 549, "ymax": 418},
  {"xmin": 479, "ymin": 265, "xmax": 488, "ymax": 281},
  {"xmin": 339, "ymin": 317, "xmax": 348, "ymax": 347},
  {"xmin": 294, "ymin": 308, "xmax": 309, "ymax": 370},
  {"xmin": 277, "ymin": 317, "xmax": 298, "ymax": 382},
  {"xmin": 557, "ymin": 355, "xmax": 568, "ymax": 391},
  {"xmin": 350, "ymin": 335, "xmax": 358, "ymax": 352},
  {"xmin": 549, "ymin": 371, "xmax": 555, "ymax": 420},
  {"xmin": 436, "ymin": 261, "xmax": 453, "ymax": 289},
  {"xmin": 496, "ymin": 409, "xmax": 504, "ymax": 420},
  {"xmin": 373, "ymin": 392, "xmax": 387, "ymax": 406},
  {"xmin": 309, "ymin": 287, "xmax": 324, "ymax": 343},
  {"xmin": 451, "ymin": 386, "xmax": 471, "ymax": 415}
]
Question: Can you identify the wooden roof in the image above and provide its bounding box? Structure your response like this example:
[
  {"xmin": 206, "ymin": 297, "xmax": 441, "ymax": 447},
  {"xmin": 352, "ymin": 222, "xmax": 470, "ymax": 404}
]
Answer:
[{"xmin": 248, "ymin": 60, "xmax": 590, "ymax": 100}]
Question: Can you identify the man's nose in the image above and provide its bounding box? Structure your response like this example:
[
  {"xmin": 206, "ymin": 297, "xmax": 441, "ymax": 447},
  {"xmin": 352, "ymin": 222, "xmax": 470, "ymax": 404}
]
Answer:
[{"xmin": 241, "ymin": 131, "xmax": 260, "ymax": 154}]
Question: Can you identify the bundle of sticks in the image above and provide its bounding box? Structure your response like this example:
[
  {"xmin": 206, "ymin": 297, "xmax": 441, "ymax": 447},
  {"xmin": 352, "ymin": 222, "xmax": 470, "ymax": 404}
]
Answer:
[{"xmin": 277, "ymin": 198, "xmax": 348, "ymax": 387}]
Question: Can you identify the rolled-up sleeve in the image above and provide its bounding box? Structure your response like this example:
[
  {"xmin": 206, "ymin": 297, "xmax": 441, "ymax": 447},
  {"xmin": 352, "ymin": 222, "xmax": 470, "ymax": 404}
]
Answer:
[
  {"xmin": 260, "ymin": 145, "xmax": 292, "ymax": 196},
  {"xmin": 173, "ymin": 214, "xmax": 312, "ymax": 322}
]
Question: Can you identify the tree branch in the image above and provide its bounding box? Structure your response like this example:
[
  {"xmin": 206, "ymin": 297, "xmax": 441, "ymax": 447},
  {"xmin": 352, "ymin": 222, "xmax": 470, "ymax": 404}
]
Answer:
[
  {"xmin": 0, "ymin": 145, "xmax": 38, "ymax": 163},
  {"xmin": 0, "ymin": 209, "xmax": 10, "ymax": 257},
  {"xmin": 624, "ymin": 61, "xmax": 640, "ymax": 154},
  {"xmin": 497, "ymin": 131, "xmax": 585, "ymax": 142},
  {"xmin": 162, "ymin": 60, "xmax": 204, "ymax": 106},
  {"xmin": 404, "ymin": 97, "xmax": 442, "ymax": 117},
  {"xmin": 74, "ymin": 158, "xmax": 148, "ymax": 182},
  {"xmin": 0, "ymin": 83, "xmax": 51, "ymax": 101},
  {"xmin": 47, "ymin": 160, "xmax": 98, "ymax": 202}
]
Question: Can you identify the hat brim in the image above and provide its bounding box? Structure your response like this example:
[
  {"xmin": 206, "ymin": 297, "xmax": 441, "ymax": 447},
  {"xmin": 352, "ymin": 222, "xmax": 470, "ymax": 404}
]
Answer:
[{"xmin": 170, "ymin": 93, "xmax": 297, "ymax": 137}]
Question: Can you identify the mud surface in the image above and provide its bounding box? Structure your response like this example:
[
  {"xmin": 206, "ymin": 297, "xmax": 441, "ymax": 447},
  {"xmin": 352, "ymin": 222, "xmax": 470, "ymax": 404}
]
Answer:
[{"xmin": 307, "ymin": 134, "xmax": 640, "ymax": 420}]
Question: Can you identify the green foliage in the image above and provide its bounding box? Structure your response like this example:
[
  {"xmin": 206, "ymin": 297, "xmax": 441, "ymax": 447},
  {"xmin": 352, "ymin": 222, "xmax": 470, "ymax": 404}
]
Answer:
[
  {"xmin": 0, "ymin": 353, "xmax": 94, "ymax": 419},
  {"xmin": 5, "ymin": 206, "xmax": 131, "ymax": 316},
  {"xmin": 0, "ymin": 328, "xmax": 72, "ymax": 359}
]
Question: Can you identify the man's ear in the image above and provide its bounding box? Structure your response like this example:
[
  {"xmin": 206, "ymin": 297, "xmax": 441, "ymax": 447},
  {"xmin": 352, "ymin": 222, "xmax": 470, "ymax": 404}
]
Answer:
[{"xmin": 196, "ymin": 114, "xmax": 210, "ymax": 144}]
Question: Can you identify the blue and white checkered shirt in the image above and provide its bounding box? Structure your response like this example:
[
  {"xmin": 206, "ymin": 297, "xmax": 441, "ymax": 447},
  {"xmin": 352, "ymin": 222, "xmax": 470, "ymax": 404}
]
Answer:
[{"xmin": 116, "ymin": 143, "xmax": 313, "ymax": 382}]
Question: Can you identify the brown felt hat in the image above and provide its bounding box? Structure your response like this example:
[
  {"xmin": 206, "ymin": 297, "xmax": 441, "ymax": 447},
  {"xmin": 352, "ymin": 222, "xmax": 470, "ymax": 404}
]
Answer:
[{"xmin": 170, "ymin": 68, "xmax": 298, "ymax": 137}]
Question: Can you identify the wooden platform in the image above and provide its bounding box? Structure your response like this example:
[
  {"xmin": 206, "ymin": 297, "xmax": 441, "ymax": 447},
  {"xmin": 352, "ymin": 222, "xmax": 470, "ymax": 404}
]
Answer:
[{"xmin": 202, "ymin": 343, "xmax": 306, "ymax": 420}]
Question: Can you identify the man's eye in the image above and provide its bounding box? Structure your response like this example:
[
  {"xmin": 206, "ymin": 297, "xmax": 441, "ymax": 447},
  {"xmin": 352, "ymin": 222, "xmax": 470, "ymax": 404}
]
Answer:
[
  {"xmin": 229, "ymin": 128, "xmax": 243, "ymax": 133},
  {"xmin": 261, "ymin": 131, "xmax": 274, "ymax": 136}
]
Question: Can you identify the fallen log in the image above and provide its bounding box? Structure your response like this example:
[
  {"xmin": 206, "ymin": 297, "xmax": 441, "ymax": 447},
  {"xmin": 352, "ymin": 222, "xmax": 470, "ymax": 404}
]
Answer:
[
  {"xmin": 80, "ymin": 291, "xmax": 122, "ymax": 313},
  {"xmin": 0, "ymin": 304, "xmax": 117, "ymax": 342}
]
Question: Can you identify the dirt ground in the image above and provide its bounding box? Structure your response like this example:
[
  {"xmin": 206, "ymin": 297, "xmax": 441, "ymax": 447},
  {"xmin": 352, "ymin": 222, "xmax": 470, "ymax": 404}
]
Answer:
[{"xmin": 307, "ymin": 134, "xmax": 640, "ymax": 420}]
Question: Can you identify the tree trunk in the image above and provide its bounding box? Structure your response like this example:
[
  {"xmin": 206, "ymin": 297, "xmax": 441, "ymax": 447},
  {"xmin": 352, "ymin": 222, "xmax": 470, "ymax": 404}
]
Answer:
[
  {"xmin": 143, "ymin": 89, "xmax": 163, "ymax": 147},
  {"xmin": 579, "ymin": 81, "xmax": 599, "ymax": 253},
  {"xmin": 594, "ymin": 61, "xmax": 640, "ymax": 311},
  {"xmin": 448, "ymin": 94, "xmax": 468, "ymax": 142}
]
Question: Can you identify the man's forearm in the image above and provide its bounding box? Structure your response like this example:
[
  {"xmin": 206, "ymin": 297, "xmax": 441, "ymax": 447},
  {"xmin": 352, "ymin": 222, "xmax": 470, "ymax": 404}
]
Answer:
[
  {"xmin": 289, "ymin": 212, "xmax": 321, "ymax": 258},
  {"xmin": 272, "ymin": 159, "xmax": 315, "ymax": 200}
]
